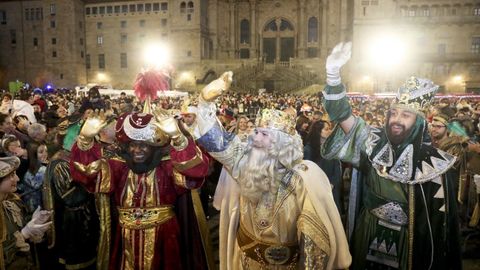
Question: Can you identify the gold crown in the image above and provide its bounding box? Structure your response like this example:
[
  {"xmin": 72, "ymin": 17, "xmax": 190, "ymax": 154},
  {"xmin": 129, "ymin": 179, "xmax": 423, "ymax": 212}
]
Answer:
[
  {"xmin": 393, "ymin": 76, "xmax": 439, "ymax": 114},
  {"xmin": 255, "ymin": 108, "xmax": 296, "ymax": 135}
]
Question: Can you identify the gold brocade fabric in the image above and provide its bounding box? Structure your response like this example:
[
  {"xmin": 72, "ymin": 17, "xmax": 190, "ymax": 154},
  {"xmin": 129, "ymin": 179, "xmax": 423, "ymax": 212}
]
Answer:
[
  {"xmin": 237, "ymin": 172, "xmax": 331, "ymax": 269},
  {"xmin": 191, "ymin": 190, "xmax": 216, "ymax": 270},
  {"xmin": 204, "ymin": 133, "xmax": 344, "ymax": 269},
  {"xmin": 120, "ymin": 169, "xmax": 163, "ymax": 270},
  {"xmin": 300, "ymin": 234, "xmax": 329, "ymax": 270},
  {"xmin": 437, "ymin": 135, "xmax": 468, "ymax": 169},
  {"xmin": 117, "ymin": 206, "xmax": 174, "ymax": 230},
  {"xmin": 96, "ymin": 194, "xmax": 111, "ymax": 270}
]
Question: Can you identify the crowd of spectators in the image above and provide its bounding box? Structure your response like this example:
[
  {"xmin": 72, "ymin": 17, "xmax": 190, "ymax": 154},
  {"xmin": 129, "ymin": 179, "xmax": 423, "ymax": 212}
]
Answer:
[{"xmin": 0, "ymin": 84, "xmax": 480, "ymax": 268}]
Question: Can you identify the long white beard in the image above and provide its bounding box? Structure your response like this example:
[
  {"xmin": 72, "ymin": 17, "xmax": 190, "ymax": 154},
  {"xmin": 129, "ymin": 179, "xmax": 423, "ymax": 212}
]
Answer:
[{"xmin": 237, "ymin": 147, "xmax": 278, "ymax": 203}]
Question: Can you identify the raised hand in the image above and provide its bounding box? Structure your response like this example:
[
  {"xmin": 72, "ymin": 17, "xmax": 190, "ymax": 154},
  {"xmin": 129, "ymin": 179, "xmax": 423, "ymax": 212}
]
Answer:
[
  {"xmin": 80, "ymin": 109, "xmax": 108, "ymax": 138},
  {"xmin": 326, "ymin": 42, "xmax": 352, "ymax": 86},
  {"xmin": 201, "ymin": 71, "xmax": 233, "ymax": 102},
  {"xmin": 152, "ymin": 108, "xmax": 182, "ymax": 139}
]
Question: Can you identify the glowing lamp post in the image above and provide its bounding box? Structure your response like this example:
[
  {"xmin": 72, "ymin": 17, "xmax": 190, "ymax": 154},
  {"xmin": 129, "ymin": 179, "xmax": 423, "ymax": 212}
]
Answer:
[
  {"xmin": 367, "ymin": 36, "xmax": 407, "ymax": 67},
  {"xmin": 97, "ymin": 72, "xmax": 106, "ymax": 83},
  {"xmin": 175, "ymin": 71, "xmax": 195, "ymax": 90},
  {"xmin": 366, "ymin": 35, "xmax": 408, "ymax": 92},
  {"xmin": 360, "ymin": 75, "xmax": 373, "ymax": 93},
  {"xmin": 452, "ymin": 75, "xmax": 463, "ymax": 84},
  {"xmin": 143, "ymin": 43, "xmax": 171, "ymax": 69},
  {"xmin": 451, "ymin": 75, "xmax": 465, "ymax": 92}
]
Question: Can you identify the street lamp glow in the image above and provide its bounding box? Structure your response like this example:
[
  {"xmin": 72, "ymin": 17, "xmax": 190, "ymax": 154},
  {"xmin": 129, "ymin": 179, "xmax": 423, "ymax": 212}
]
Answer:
[
  {"xmin": 143, "ymin": 43, "xmax": 171, "ymax": 67},
  {"xmin": 452, "ymin": 75, "xmax": 464, "ymax": 84},
  {"xmin": 361, "ymin": 75, "xmax": 371, "ymax": 83},
  {"xmin": 175, "ymin": 71, "xmax": 195, "ymax": 88},
  {"xmin": 97, "ymin": 72, "xmax": 106, "ymax": 81},
  {"xmin": 179, "ymin": 72, "xmax": 192, "ymax": 80},
  {"xmin": 367, "ymin": 35, "xmax": 407, "ymax": 68}
]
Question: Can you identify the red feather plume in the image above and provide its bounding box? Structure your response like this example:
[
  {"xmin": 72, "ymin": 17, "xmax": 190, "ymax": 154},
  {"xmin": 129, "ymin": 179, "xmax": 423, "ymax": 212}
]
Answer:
[{"xmin": 133, "ymin": 69, "xmax": 170, "ymax": 101}]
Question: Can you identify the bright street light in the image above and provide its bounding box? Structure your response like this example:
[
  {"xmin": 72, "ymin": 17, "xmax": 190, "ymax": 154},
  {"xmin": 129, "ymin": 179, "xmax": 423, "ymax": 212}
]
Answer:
[
  {"xmin": 143, "ymin": 42, "xmax": 171, "ymax": 68},
  {"xmin": 97, "ymin": 72, "xmax": 107, "ymax": 82},
  {"xmin": 361, "ymin": 75, "xmax": 371, "ymax": 83},
  {"xmin": 179, "ymin": 72, "xmax": 192, "ymax": 80},
  {"xmin": 367, "ymin": 35, "xmax": 408, "ymax": 68},
  {"xmin": 175, "ymin": 71, "xmax": 195, "ymax": 88},
  {"xmin": 452, "ymin": 75, "xmax": 464, "ymax": 84}
]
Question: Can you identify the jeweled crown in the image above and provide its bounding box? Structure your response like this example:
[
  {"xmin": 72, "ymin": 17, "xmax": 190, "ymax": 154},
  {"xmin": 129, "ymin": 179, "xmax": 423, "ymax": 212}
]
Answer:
[
  {"xmin": 255, "ymin": 108, "xmax": 296, "ymax": 135},
  {"xmin": 393, "ymin": 76, "xmax": 439, "ymax": 114}
]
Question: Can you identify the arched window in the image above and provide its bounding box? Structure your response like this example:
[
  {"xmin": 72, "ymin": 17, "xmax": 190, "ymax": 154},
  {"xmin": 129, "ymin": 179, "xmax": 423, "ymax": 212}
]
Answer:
[
  {"xmin": 264, "ymin": 20, "xmax": 277, "ymax": 32},
  {"xmin": 180, "ymin": 2, "xmax": 186, "ymax": 13},
  {"xmin": 279, "ymin": 19, "xmax": 293, "ymax": 31},
  {"xmin": 240, "ymin": 19, "xmax": 250, "ymax": 44},
  {"xmin": 307, "ymin": 17, "xmax": 318, "ymax": 42},
  {"xmin": 187, "ymin": 1, "xmax": 194, "ymax": 13}
]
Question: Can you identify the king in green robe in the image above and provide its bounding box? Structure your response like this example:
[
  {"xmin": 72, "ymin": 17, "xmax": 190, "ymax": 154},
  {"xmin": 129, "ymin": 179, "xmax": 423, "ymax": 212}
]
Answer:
[{"xmin": 321, "ymin": 42, "xmax": 462, "ymax": 270}]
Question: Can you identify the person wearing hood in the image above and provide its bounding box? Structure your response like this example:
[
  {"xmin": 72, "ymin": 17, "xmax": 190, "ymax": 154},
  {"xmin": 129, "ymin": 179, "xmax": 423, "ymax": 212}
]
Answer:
[{"xmin": 321, "ymin": 42, "xmax": 461, "ymax": 270}]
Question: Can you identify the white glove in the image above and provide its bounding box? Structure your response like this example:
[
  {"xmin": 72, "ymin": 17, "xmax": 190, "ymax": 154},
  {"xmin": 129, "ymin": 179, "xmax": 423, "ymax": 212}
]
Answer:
[
  {"xmin": 326, "ymin": 42, "xmax": 352, "ymax": 86},
  {"xmin": 200, "ymin": 71, "xmax": 233, "ymax": 102},
  {"xmin": 31, "ymin": 206, "xmax": 52, "ymax": 224},
  {"xmin": 21, "ymin": 206, "xmax": 52, "ymax": 241}
]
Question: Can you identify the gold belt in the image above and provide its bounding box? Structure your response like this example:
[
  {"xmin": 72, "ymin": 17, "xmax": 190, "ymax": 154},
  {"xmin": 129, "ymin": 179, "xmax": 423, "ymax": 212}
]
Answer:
[
  {"xmin": 237, "ymin": 224, "xmax": 299, "ymax": 266},
  {"xmin": 118, "ymin": 206, "xmax": 175, "ymax": 230}
]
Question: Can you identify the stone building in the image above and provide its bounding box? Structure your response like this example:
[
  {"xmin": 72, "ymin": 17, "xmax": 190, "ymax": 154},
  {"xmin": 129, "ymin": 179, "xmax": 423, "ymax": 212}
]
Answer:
[
  {"xmin": 1, "ymin": 0, "xmax": 479, "ymax": 93},
  {"xmin": 350, "ymin": 0, "xmax": 480, "ymax": 93},
  {"xmin": 0, "ymin": 0, "xmax": 86, "ymax": 90},
  {"xmin": 0, "ymin": 0, "xmax": 352, "ymax": 92}
]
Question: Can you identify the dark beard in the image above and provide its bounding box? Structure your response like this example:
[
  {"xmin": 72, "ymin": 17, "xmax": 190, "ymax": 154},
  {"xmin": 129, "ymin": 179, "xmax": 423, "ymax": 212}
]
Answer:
[
  {"xmin": 117, "ymin": 145, "xmax": 170, "ymax": 174},
  {"xmin": 386, "ymin": 122, "xmax": 413, "ymax": 146}
]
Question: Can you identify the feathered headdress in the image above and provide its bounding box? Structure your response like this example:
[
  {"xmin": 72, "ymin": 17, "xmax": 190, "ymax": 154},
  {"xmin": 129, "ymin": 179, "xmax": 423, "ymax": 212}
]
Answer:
[{"xmin": 133, "ymin": 68, "xmax": 170, "ymax": 102}]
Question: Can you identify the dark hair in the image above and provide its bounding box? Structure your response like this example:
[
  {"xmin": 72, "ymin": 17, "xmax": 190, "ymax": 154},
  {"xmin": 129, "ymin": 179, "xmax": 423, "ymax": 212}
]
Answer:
[
  {"xmin": 13, "ymin": 115, "xmax": 29, "ymax": 126},
  {"xmin": 2, "ymin": 93, "xmax": 12, "ymax": 100},
  {"xmin": 295, "ymin": 115, "xmax": 310, "ymax": 131},
  {"xmin": 27, "ymin": 142, "xmax": 45, "ymax": 174},
  {"xmin": 88, "ymin": 86, "xmax": 100, "ymax": 97},
  {"xmin": 0, "ymin": 113, "xmax": 10, "ymax": 126},
  {"xmin": 305, "ymin": 120, "xmax": 327, "ymax": 161}
]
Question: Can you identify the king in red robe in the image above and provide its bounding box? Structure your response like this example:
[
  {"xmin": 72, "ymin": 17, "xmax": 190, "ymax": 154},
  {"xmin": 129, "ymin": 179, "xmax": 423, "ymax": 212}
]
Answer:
[{"xmin": 69, "ymin": 111, "xmax": 213, "ymax": 270}]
